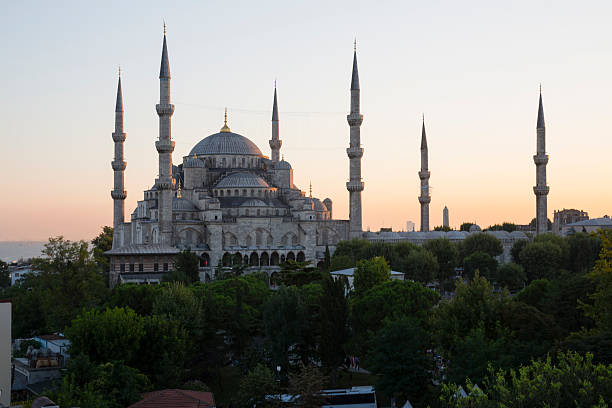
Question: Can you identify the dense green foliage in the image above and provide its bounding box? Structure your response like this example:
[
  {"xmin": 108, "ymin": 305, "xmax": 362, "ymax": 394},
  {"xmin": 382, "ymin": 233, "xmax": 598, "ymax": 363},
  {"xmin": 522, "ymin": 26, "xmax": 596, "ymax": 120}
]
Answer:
[{"xmin": 5, "ymin": 228, "xmax": 612, "ymax": 407}]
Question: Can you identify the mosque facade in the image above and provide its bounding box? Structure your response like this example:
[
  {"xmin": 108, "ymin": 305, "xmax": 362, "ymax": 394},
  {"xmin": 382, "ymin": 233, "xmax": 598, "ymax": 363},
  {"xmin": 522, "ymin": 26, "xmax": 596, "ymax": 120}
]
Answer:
[{"xmin": 106, "ymin": 30, "xmax": 362, "ymax": 285}]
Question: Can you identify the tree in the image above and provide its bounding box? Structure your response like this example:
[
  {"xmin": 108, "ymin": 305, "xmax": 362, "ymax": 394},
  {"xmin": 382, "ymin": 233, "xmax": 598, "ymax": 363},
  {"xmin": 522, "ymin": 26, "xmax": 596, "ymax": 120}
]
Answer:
[
  {"xmin": 534, "ymin": 233, "xmax": 570, "ymax": 268},
  {"xmin": 353, "ymin": 256, "xmax": 390, "ymax": 295},
  {"xmin": 351, "ymin": 280, "xmax": 439, "ymax": 355},
  {"xmin": 329, "ymin": 254, "xmax": 353, "ymax": 271},
  {"xmin": 235, "ymin": 364, "xmax": 280, "ymax": 408},
  {"xmin": 91, "ymin": 226, "xmax": 113, "ymax": 282},
  {"xmin": 323, "ymin": 245, "xmax": 331, "ymax": 270},
  {"xmin": 105, "ymin": 283, "xmax": 160, "ymax": 316},
  {"xmin": 166, "ymin": 249, "xmax": 200, "ymax": 283},
  {"xmin": 460, "ymin": 222, "xmax": 474, "ymax": 232},
  {"xmin": 0, "ymin": 260, "xmax": 9, "ymax": 288},
  {"xmin": 495, "ymin": 262, "xmax": 526, "ymax": 291},
  {"xmin": 434, "ymin": 225, "xmax": 452, "ymax": 232},
  {"xmin": 280, "ymin": 260, "xmax": 323, "ymax": 287},
  {"xmin": 264, "ymin": 286, "xmax": 309, "ymax": 369},
  {"xmin": 459, "ymin": 233, "xmax": 503, "ymax": 260},
  {"xmin": 423, "ymin": 238, "xmax": 458, "ymax": 293},
  {"xmin": 402, "ymin": 249, "xmax": 439, "ymax": 284},
  {"xmin": 519, "ymin": 241, "xmax": 564, "ymax": 281},
  {"xmin": 318, "ymin": 276, "xmax": 349, "ymax": 386},
  {"xmin": 287, "ymin": 362, "xmax": 328, "ymax": 408},
  {"xmin": 510, "ymin": 239, "xmax": 528, "ymax": 263},
  {"xmin": 66, "ymin": 307, "xmax": 145, "ymax": 364},
  {"xmin": 152, "ymin": 282, "xmax": 203, "ymax": 337},
  {"xmin": 439, "ymin": 351, "xmax": 612, "ymax": 408},
  {"xmin": 567, "ymin": 232, "xmax": 601, "ymax": 274},
  {"xmin": 529, "ymin": 217, "xmax": 552, "ymax": 231},
  {"xmin": 367, "ymin": 317, "xmax": 432, "ymax": 402},
  {"xmin": 462, "ymin": 251, "xmax": 498, "ymax": 282}
]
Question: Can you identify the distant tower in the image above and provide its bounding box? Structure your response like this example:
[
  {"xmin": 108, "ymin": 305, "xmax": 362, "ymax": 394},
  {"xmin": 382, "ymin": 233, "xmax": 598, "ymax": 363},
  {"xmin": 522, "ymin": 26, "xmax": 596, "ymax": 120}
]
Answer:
[
  {"xmin": 533, "ymin": 87, "xmax": 549, "ymax": 235},
  {"xmin": 419, "ymin": 116, "xmax": 431, "ymax": 232},
  {"xmin": 155, "ymin": 25, "xmax": 175, "ymax": 245},
  {"xmin": 269, "ymin": 82, "xmax": 282, "ymax": 162},
  {"xmin": 443, "ymin": 206, "xmax": 449, "ymax": 228},
  {"xmin": 111, "ymin": 70, "xmax": 127, "ymax": 249},
  {"xmin": 346, "ymin": 42, "xmax": 364, "ymax": 238}
]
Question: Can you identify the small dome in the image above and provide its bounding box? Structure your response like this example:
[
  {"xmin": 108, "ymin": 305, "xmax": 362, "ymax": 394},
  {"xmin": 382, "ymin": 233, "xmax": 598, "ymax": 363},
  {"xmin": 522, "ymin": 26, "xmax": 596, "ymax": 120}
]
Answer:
[
  {"xmin": 215, "ymin": 172, "xmax": 270, "ymax": 188},
  {"xmin": 510, "ymin": 231, "xmax": 528, "ymax": 239},
  {"xmin": 241, "ymin": 199, "xmax": 269, "ymax": 207},
  {"xmin": 185, "ymin": 156, "xmax": 205, "ymax": 168},
  {"xmin": 313, "ymin": 198, "xmax": 327, "ymax": 212},
  {"xmin": 190, "ymin": 132, "xmax": 263, "ymax": 156},
  {"xmin": 469, "ymin": 224, "xmax": 482, "ymax": 232},
  {"xmin": 172, "ymin": 197, "xmax": 198, "ymax": 211},
  {"xmin": 275, "ymin": 159, "xmax": 292, "ymax": 169}
]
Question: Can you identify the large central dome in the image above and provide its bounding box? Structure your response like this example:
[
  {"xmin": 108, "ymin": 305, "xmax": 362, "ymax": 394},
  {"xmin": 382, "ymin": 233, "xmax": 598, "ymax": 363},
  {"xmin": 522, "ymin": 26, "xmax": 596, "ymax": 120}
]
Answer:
[{"xmin": 189, "ymin": 131, "xmax": 263, "ymax": 156}]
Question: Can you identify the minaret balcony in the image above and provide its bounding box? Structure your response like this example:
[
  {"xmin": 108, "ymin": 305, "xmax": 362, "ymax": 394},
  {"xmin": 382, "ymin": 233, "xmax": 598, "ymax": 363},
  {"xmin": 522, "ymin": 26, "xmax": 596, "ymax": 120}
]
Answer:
[
  {"xmin": 533, "ymin": 185, "xmax": 550, "ymax": 195},
  {"xmin": 418, "ymin": 195, "xmax": 431, "ymax": 204},
  {"xmin": 112, "ymin": 132, "xmax": 126, "ymax": 143},
  {"xmin": 156, "ymin": 103, "xmax": 175, "ymax": 116},
  {"xmin": 346, "ymin": 147, "xmax": 364, "ymax": 159},
  {"xmin": 155, "ymin": 140, "xmax": 176, "ymax": 153},
  {"xmin": 346, "ymin": 180, "xmax": 364, "ymax": 192},
  {"xmin": 418, "ymin": 170, "xmax": 430, "ymax": 180},
  {"xmin": 269, "ymin": 139, "xmax": 282, "ymax": 149},
  {"xmin": 111, "ymin": 190, "xmax": 127, "ymax": 200},
  {"xmin": 347, "ymin": 114, "xmax": 363, "ymax": 126},
  {"xmin": 111, "ymin": 160, "xmax": 126, "ymax": 171},
  {"xmin": 533, "ymin": 154, "xmax": 549, "ymax": 165}
]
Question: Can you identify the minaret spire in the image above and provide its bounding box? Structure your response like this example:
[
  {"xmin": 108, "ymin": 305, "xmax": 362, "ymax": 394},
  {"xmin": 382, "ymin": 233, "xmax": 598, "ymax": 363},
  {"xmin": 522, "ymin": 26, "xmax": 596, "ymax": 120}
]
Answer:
[
  {"xmin": 111, "ymin": 72, "xmax": 127, "ymax": 249},
  {"xmin": 418, "ymin": 115, "xmax": 431, "ymax": 232},
  {"xmin": 346, "ymin": 43, "xmax": 364, "ymax": 238},
  {"xmin": 269, "ymin": 82, "xmax": 282, "ymax": 162},
  {"xmin": 533, "ymin": 86, "xmax": 549, "ymax": 234},
  {"xmin": 155, "ymin": 25, "xmax": 175, "ymax": 245}
]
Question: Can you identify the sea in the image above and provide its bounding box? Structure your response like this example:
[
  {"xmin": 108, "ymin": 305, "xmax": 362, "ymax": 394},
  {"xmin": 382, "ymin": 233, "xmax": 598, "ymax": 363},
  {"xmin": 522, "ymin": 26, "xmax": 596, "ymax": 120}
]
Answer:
[{"xmin": 0, "ymin": 242, "xmax": 46, "ymax": 263}]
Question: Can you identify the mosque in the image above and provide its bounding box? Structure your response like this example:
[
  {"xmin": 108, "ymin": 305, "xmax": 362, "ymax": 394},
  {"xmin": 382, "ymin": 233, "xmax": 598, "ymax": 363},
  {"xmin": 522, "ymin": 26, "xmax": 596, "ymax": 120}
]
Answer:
[
  {"xmin": 107, "ymin": 28, "xmax": 544, "ymax": 285},
  {"xmin": 106, "ymin": 29, "xmax": 362, "ymax": 285}
]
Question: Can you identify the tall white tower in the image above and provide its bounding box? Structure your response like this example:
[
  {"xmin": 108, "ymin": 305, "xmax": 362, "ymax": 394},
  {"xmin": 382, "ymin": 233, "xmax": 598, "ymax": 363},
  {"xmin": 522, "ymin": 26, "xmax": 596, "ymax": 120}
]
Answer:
[
  {"xmin": 533, "ymin": 88, "xmax": 549, "ymax": 235},
  {"xmin": 346, "ymin": 43, "xmax": 364, "ymax": 238},
  {"xmin": 111, "ymin": 71, "xmax": 127, "ymax": 249},
  {"xmin": 155, "ymin": 25, "xmax": 175, "ymax": 245},
  {"xmin": 269, "ymin": 83, "xmax": 282, "ymax": 163},
  {"xmin": 419, "ymin": 117, "xmax": 431, "ymax": 232}
]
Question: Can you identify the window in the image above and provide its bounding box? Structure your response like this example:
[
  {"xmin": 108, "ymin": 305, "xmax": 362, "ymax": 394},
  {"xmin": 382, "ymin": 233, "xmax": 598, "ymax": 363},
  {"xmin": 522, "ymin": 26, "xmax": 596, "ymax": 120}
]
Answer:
[
  {"xmin": 163, "ymin": 263, "xmax": 169, "ymax": 272},
  {"xmin": 130, "ymin": 264, "xmax": 135, "ymax": 272},
  {"xmin": 232, "ymin": 157, "xmax": 236, "ymax": 166},
  {"xmin": 154, "ymin": 263, "xmax": 159, "ymax": 272},
  {"xmin": 139, "ymin": 263, "xmax": 144, "ymax": 272},
  {"xmin": 120, "ymin": 264, "xmax": 125, "ymax": 272}
]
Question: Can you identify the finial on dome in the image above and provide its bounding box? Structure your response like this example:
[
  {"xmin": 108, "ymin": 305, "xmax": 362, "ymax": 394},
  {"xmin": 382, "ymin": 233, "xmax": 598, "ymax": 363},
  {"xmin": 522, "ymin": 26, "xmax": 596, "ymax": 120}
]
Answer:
[
  {"xmin": 309, "ymin": 181, "xmax": 312, "ymax": 198},
  {"xmin": 220, "ymin": 107, "xmax": 231, "ymax": 132},
  {"xmin": 177, "ymin": 181, "xmax": 182, "ymax": 198},
  {"xmin": 163, "ymin": 20, "xmax": 167, "ymax": 35},
  {"xmin": 354, "ymin": 37, "xmax": 357, "ymax": 52},
  {"xmin": 118, "ymin": 65, "xmax": 121, "ymax": 78}
]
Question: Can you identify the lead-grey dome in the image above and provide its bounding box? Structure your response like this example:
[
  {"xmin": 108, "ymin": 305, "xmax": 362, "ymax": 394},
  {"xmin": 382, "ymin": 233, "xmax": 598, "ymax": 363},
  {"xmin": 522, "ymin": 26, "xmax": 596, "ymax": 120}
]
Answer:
[
  {"xmin": 173, "ymin": 197, "xmax": 198, "ymax": 211},
  {"xmin": 215, "ymin": 172, "xmax": 270, "ymax": 188},
  {"xmin": 189, "ymin": 132, "xmax": 263, "ymax": 156}
]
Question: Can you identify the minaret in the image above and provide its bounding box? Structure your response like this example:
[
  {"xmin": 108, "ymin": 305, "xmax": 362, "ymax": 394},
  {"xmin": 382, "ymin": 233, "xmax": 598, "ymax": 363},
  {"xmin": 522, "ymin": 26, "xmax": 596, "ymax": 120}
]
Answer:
[
  {"xmin": 111, "ymin": 69, "xmax": 127, "ymax": 249},
  {"xmin": 418, "ymin": 116, "xmax": 431, "ymax": 232},
  {"xmin": 155, "ymin": 24, "xmax": 175, "ymax": 245},
  {"xmin": 346, "ymin": 41, "xmax": 364, "ymax": 238},
  {"xmin": 269, "ymin": 81, "xmax": 282, "ymax": 162},
  {"xmin": 443, "ymin": 206, "xmax": 449, "ymax": 228},
  {"xmin": 533, "ymin": 87, "xmax": 549, "ymax": 235}
]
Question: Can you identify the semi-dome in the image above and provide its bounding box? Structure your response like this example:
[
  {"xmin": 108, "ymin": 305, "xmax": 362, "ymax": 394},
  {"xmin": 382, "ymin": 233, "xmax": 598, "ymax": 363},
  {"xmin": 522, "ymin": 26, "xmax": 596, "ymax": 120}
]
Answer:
[
  {"xmin": 189, "ymin": 131, "xmax": 263, "ymax": 156},
  {"xmin": 241, "ymin": 199, "xmax": 269, "ymax": 207},
  {"xmin": 172, "ymin": 197, "xmax": 198, "ymax": 211},
  {"xmin": 275, "ymin": 159, "xmax": 292, "ymax": 169},
  {"xmin": 215, "ymin": 172, "xmax": 270, "ymax": 188}
]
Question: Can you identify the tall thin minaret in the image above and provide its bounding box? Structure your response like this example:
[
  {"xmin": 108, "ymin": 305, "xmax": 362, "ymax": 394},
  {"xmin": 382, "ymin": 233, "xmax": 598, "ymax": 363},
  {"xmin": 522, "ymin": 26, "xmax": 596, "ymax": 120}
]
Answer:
[
  {"xmin": 443, "ymin": 206, "xmax": 449, "ymax": 228},
  {"xmin": 419, "ymin": 116, "xmax": 431, "ymax": 232},
  {"xmin": 155, "ymin": 24, "xmax": 175, "ymax": 245},
  {"xmin": 533, "ymin": 87, "xmax": 549, "ymax": 235},
  {"xmin": 269, "ymin": 82, "xmax": 281, "ymax": 162},
  {"xmin": 111, "ymin": 69, "xmax": 127, "ymax": 249},
  {"xmin": 346, "ymin": 41, "xmax": 364, "ymax": 238}
]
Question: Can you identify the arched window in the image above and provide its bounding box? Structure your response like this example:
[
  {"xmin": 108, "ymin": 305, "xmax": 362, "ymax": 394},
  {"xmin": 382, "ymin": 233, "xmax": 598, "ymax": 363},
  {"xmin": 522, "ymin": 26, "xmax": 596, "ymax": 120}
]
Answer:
[
  {"xmin": 256, "ymin": 230, "xmax": 262, "ymax": 246},
  {"xmin": 222, "ymin": 158, "xmax": 226, "ymax": 167},
  {"xmin": 246, "ymin": 235, "xmax": 252, "ymax": 247}
]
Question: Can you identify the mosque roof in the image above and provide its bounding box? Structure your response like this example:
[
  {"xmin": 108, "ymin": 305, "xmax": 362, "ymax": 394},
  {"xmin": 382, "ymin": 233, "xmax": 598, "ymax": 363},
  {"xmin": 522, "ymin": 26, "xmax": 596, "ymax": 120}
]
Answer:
[
  {"xmin": 567, "ymin": 216, "xmax": 612, "ymax": 227},
  {"xmin": 105, "ymin": 244, "xmax": 180, "ymax": 255},
  {"xmin": 172, "ymin": 197, "xmax": 198, "ymax": 211},
  {"xmin": 275, "ymin": 159, "xmax": 292, "ymax": 169},
  {"xmin": 184, "ymin": 156, "xmax": 205, "ymax": 168},
  {"xmin": 241, "ymin": 199, "xmax": 269, "ymax": 207},
  {"xmin": 189, "ymin": 131, "xmax": 263, "ymax": 156},
  {"xmin": 215, "ymin": 172, "xmax": 270, "ymax": 188}
]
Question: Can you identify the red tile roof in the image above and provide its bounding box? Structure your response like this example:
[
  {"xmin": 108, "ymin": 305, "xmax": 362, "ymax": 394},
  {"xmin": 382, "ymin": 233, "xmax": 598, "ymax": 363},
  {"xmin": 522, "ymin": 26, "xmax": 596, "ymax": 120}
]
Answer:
[{"xmin": 129, "ymin": 389, "xmax": 215, "ymax": 408}]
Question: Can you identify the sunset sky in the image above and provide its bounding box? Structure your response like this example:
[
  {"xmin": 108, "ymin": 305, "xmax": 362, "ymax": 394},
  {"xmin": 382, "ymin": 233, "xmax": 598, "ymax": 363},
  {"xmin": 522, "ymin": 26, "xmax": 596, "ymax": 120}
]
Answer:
[{"xmin": 2, "ymin": 0, "xmax": 611, "ymax": 241}]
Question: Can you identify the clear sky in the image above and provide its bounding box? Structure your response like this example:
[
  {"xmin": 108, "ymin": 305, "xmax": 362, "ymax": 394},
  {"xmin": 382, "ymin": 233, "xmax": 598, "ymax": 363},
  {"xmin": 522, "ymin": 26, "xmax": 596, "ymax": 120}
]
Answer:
[{"xmin": 2, "ymin": 0, "xmax": 611, "ymax": 241}]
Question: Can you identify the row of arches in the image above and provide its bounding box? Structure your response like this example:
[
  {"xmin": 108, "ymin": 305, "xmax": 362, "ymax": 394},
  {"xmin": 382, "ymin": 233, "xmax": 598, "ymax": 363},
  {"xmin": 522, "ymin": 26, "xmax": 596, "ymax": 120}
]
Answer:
[
  {"xmin": 223, "ymin": 230, "xmax": 299, "ymax": 248},
  {"xmin": 221, "ymin": 251, "xmax": 305, "ymax": 267}
]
